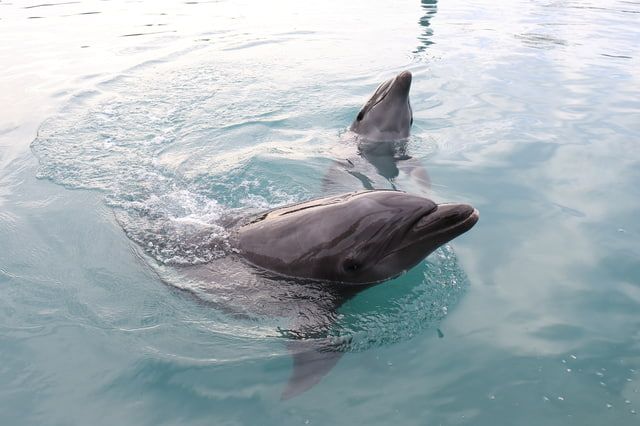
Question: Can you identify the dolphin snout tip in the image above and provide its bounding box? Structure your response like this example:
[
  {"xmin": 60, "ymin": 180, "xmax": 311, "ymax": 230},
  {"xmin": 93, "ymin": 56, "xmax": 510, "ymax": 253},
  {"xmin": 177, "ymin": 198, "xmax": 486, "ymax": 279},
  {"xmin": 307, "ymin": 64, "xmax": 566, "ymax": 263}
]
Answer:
[
  {"xmin": 458, "ymin": 203, "xmax": 475, "ymax": 217},
  {"xmin": 460, "ymin": 205, "xmax": 480, "ymax": 230},
  {"xmin": 451, "ymin": 204, "xmax": 479, "ymax": 226},
  {"xmin": 421, "ymin": 203, "xmax": 479, "ymax": 233},
  {"xmin": 397, "ymin": 70, "xmax": 412, "ymax": 83},
  {"xmin": 393, "ymin": 71, "xmax": 412, "ymax": 93}
]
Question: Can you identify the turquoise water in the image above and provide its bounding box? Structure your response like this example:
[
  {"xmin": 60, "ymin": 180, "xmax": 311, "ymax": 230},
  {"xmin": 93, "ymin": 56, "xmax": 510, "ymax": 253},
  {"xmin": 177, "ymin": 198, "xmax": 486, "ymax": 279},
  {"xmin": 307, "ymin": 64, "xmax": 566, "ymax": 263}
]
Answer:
[{"xmin": 1, "ymin": 0, "xmax": 639, "ymax": 424}]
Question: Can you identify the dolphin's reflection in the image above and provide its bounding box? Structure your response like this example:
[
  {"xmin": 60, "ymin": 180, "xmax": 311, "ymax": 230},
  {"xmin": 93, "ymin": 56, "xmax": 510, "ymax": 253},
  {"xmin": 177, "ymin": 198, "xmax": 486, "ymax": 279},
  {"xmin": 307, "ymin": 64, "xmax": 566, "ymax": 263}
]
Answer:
[
  {"xmin": 416, "ymin": 0, "xmax": 438, "ymax": 53},
  {"xmin": 357, "ymin": 138, "xmax": 430, "ymax": 190}
]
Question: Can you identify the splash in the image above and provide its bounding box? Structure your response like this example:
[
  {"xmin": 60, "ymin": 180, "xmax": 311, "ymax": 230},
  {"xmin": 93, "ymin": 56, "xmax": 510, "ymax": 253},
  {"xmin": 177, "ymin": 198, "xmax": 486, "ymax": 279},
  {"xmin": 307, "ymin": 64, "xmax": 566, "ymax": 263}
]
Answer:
[{"xmin": 31, "ymin": 60, "xmax": 317, "ymax": 265}]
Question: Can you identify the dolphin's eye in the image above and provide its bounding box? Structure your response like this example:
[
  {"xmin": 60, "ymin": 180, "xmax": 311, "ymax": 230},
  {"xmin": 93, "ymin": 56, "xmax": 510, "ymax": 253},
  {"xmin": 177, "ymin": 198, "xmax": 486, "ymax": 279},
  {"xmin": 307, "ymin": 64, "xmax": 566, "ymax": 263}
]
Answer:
[
  {"xmin": 343, "ymin": 258, "xmax": 361, "ymax": 272},
  {"xmin": 356, "ymin": 110, "xmax": 364, "ymax": 121}
]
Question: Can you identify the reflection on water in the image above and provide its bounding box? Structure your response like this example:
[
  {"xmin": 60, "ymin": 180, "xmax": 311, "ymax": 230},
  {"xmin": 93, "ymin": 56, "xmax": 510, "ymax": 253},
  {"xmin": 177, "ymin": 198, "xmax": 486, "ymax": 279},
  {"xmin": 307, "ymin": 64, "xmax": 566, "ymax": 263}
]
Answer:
[
  {"xmin": 515, "ymin": 32, "xmax": 568, "ymax": 49},
  {"xmin": 24, "ymin": 2, "xmax": 82, "ymax": 9},
  {"xmin": 415, "ymin": 0, "xmax": 438, "ymax": 52}
]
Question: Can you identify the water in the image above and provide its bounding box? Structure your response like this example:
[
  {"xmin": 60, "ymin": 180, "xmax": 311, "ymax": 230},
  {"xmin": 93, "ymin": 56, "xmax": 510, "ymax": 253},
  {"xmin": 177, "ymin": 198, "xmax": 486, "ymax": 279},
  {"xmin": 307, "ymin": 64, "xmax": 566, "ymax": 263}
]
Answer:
[{"xmin": 1, "ymin": 0, "xmax": 639, "ymax": 424}]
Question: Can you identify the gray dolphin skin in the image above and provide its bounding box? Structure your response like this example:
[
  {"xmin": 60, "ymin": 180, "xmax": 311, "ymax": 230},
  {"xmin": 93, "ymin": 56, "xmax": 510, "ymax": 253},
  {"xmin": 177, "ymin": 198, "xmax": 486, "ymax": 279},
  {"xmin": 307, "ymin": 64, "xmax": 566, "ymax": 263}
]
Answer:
[
  {"xmin": 176, "ymin": 74, "xmax": 472, "ymax": 399},
  {"xmin": 235, "ymin": 189, "xmax": 477, "ymax": 398},
  {"xmin": 237, "ymin": 190, "xmax": 478, "ymax": 285},
  {"xmin": 350, "ymin": 70, "xmax": 413, "ymax": 141},
  {"xmin": 174, "ymin": 73, "xmax": 471, "ymax": 399},
  {"xmin": 330, "ymin": 70, "xmax": 431, "ymax": 194},
  {"xmin": 176, "ymin": 190, "xmax": 478, "ymax": 400}
]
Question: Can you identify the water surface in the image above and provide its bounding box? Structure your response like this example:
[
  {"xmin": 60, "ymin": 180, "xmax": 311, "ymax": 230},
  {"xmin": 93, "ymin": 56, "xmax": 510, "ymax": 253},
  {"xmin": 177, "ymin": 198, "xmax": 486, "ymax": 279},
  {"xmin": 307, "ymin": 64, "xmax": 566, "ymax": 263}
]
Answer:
[{"xmin": 1, "ymin": 0, "xmax": 639, "ymax": 424}]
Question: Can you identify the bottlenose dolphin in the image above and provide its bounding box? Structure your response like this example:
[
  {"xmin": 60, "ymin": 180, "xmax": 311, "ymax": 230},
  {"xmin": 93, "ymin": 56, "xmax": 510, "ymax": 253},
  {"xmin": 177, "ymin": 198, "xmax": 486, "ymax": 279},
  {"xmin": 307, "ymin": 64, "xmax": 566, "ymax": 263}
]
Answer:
[
  {"xmin": 239, "ymin": 190, "xmax": 476, "ymax": 284},
  {"xmin": 171, "ymin": 190, "xmax": 478, "ymax": 399},
  {"xmin": 327, "ymin": 70, "xmax": 430, "ymax": 193},
  {"xmin": 350, "ymin": 70, "xmax": 414, "ymax": 141}
]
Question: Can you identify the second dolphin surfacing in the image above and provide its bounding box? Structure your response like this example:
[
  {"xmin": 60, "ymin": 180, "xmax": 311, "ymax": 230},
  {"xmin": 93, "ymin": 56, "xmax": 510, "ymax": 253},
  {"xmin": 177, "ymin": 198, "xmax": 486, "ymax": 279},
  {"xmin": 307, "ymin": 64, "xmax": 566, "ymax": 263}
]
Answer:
[
  {"xmin": 327, "ymin": 70, "xmax": 431, "ymax": 195},
  {"xmin": 350, "ymin": 70, "xmax": 414, "ymax": 142},
  {"xmin": 173, "ymin": 190, "xmax": 478, "ymax": 399}
]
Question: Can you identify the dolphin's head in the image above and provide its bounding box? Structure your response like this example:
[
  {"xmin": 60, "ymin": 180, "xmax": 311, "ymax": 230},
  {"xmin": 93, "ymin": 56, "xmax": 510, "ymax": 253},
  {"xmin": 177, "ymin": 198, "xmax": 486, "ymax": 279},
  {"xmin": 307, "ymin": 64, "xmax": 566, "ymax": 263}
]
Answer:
[
  {"xmin": 350, "ymin": 70, "xmax": 413, "ymax": 141},
  {"xmin": 237, "ymin": 190, "xmax": 478, "ymax": 285}
]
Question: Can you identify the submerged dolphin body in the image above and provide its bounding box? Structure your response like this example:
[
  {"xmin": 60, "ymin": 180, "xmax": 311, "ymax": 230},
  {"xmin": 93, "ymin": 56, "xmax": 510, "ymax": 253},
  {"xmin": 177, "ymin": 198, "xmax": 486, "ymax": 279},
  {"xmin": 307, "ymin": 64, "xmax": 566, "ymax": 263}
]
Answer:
[{"xmin": 174, "ymin": 190, "xmax": 478, "ymax": 399}]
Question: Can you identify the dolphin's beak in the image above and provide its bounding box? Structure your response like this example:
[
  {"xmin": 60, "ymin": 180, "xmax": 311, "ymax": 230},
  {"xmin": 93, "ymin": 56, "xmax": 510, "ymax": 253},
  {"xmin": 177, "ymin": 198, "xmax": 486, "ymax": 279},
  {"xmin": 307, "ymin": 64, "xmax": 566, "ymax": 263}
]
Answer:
[
  {"xmin": 414, "ymin": 203, "xmax": 479, "ymax": 240},
  {"xmin": 391, "ymin": 70, "xmax": 412, "ymax": 99}
]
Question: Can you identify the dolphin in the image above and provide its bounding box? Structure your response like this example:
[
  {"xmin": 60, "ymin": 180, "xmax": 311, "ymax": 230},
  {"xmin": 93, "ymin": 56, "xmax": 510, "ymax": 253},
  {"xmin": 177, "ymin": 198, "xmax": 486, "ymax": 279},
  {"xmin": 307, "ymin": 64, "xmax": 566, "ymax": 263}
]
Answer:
[
  {"xmin": 327, "ymin": 70, "xmax": 430, "ymax": 194},
  {"xmin": 171, "ymin": 189, "xmax": 478, "ymax": 399},
  {"xmin": 238, "ymin": 190, "xmax": 477, "ymax": 284},
  {"xmin": 350, "ymin": 70, "xmax": 414, "ymax": 142}
]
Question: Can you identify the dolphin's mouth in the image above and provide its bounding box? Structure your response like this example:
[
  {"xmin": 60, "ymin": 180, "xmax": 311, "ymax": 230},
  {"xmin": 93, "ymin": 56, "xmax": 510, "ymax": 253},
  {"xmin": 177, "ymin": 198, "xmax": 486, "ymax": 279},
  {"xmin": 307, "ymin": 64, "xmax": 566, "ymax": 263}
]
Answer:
[
  {"xmin": 414, "ymin": 203, "xmax": 479, "ymax": 237},
  {"xmin": 393, "ymin": 70, "xmax": 412, "ymax": 95},
  {"xmin": 379, "ymin": 203, "xmax": 478, "ymax": 264},
  {"xmin": 382, "ymin": 71, "xmax": 412, "ymax": 103}
]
